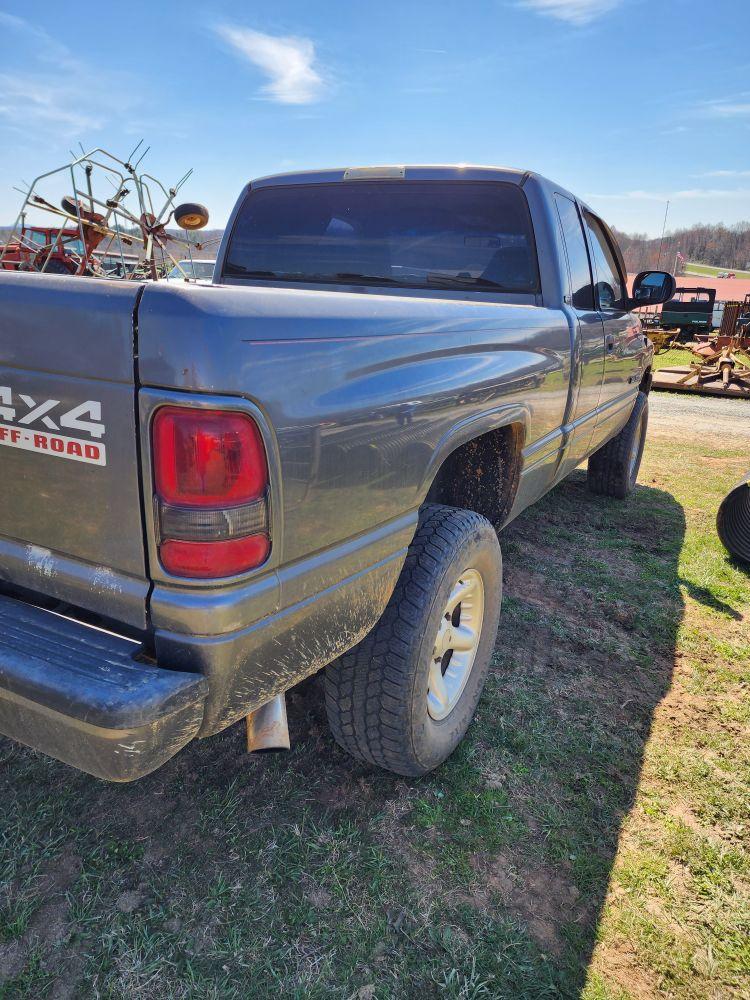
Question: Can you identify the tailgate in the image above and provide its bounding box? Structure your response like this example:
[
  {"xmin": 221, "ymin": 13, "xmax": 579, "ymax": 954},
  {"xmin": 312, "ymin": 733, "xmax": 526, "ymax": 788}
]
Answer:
[{"xmin": 0, "ymin": 273, "xmax": 148, "ymax": 628}]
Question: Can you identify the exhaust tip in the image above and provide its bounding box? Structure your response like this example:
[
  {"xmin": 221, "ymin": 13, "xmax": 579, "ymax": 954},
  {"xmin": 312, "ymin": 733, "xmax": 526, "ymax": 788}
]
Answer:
[
  {"xmin": 717, "ymin": 475, "xmax": 750, "ymax": 565},
  {"xmin": 246, "ymin": 694, "xmax": 291, "ymax": 753}
]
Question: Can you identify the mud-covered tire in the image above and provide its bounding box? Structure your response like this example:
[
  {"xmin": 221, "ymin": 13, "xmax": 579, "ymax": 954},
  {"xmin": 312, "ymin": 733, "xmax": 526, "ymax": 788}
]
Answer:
[
  {"xmin": 587, "ymin": 391, "xmax": 649, "ymax": 499},
  {"xmin": 325, "ymin": 504, "xmax": 502, "ymax": 776}
]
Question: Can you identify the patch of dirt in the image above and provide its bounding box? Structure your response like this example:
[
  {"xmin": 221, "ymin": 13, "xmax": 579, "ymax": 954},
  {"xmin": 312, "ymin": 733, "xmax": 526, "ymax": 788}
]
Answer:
[
  {"xmin": 373, "ymin": 782, "xmax": 447, "ymax": 909},
  {"xmin": 504, "ymin": 565, "xmax": 570, "ymax": 614},
  {"xmin": 659, "ymin": 688, "xmax": 712, "ymax": 726},
  {"xmin": 466, "ymin": 851, "xmax": 588, "ymax": 958},
  {"xmin": 0, "ymin": 853, "xmax": 84, "ymax": 987},
  {"xmin": 315, "ymin": 776, "xmax": 358, "ymax": 811},
  {"xmin": 590, "ymin": 940, "xmax": 666, "ymax": 1000},
  {"xmin": 48, "ymin": 951, "xmax": 86, "ymax": 1000},
  {"xmin": 115, "ymin": 889, "xmax": 146, "ymax": 914},
  {"xmin": 667, "ymin": 802, "xmax": 703, "ymax": 833},
  {"xmin": 306, "ymin": 885, "xmax": 333, "ymax": 910},
  {"xmin": 0, "ymin": 940, "xmax": 25, "ymax": 983}
]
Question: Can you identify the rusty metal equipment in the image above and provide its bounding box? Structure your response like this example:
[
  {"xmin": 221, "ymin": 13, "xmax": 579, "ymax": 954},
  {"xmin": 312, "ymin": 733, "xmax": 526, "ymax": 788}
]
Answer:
[
  {"xmin": 652, "ymin": 299, "xmax": 750, "ymax": 397},
  {"xmin": 0, "ymin": 142, "xmax": 211, "ymax": 280},
  {"xmin": 717, "ymin": 472, "xmax": 750, "ymax": 565},
  {"xmin": 648, "ymin": 326, "xmax": 681, "ymax": 354}
]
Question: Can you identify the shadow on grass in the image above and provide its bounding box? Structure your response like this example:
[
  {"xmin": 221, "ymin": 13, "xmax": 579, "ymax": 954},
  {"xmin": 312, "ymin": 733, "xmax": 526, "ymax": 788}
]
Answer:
[
  {"xmin": 0, "ymin": 472, "xmax": 686, "ymax": 999},
  {"xmin": 678, "ymin": 577, "xmax": 742, "ymax": 619},
  {"xmin": 472, "ymin": 471, "xmax": 687, "ymax": 995}
]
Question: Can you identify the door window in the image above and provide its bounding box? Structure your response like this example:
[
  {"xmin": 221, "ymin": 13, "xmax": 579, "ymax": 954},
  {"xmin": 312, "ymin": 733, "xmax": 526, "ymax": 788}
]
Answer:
[
  {"xmin": 584, "ymin": 212, "xmax": 625, "ymax": 311},
  {"xmin": 554, "ymin": 194, "xmax": 594, "ymax": 310}
]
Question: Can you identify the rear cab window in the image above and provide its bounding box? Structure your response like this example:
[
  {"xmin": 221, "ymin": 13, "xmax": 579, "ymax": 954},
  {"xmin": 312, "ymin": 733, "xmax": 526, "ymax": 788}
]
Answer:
[{"xmin": 223, "ymin": 180, "xmax": 540, "ymax": 294}]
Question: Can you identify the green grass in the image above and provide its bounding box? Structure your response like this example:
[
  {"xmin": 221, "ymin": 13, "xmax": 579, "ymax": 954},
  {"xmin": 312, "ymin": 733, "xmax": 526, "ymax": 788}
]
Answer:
[
  {"xmin": 0, "ymin": 417, "xmax": 748, "ymax": 997},
  {"xmin": 652, "ymin": 346, "xmax": 695, "ymax": 371},
  {"xmin": 684, "ymin": 262, "xmax": 750, "ymax": 280}
]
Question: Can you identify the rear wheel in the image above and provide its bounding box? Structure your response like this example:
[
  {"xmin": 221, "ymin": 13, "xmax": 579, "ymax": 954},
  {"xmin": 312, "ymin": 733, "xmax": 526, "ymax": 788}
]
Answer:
[
  {"xmin": 325, "ymin": 504, "xmax": 502, "ymax": 776},
  {"xmin": 587, "ymin": 391, "xmax": 648, "ymax": 499}
]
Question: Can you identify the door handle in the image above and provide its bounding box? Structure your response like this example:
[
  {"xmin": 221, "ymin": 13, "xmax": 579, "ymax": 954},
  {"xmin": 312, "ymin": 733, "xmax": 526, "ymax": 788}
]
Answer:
[{"xmin": 605, "ymin": 334, "xmax": 616, "ymax": 352}]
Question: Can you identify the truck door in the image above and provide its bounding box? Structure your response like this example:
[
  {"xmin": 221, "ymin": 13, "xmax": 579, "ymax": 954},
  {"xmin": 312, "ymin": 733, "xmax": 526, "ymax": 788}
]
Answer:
[
  {"xmin": 582, "ymin": 211, "xmax": 641, "ymax": 449},
  {"xmin": 553, "ymin": 193, "xmax": 605, "ymax": 472}
]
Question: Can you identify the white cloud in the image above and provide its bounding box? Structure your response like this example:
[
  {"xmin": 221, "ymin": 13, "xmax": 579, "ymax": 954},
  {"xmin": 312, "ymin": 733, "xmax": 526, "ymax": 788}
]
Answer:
[
  {"xmin": 707, "ymin": 103, "xmax": 750, "ymax": 117},
  {"xmin": 0, "ymin": 74, "xmax": 103, "ymax": 135},
  {"xmin": 0, "ymin": 14, "xmax": 127, "ymax": 138},
  {"xmin": 519, "ymin": 0, "xmax": 623, "ymax": 25},
  {"xmin": 691, "ymin": 169, "xmax": 750, "ymax": 178},
  {"xmin": 697, "ymin": 96, "xmax": 750, "ymax": 118},
  {"xmin": 216, "ymin": 25, "xmax": 325, "ymax": 104},
  {"xmin": 0, "ymin": 12, "xmax": 78, "ymax": 71}
]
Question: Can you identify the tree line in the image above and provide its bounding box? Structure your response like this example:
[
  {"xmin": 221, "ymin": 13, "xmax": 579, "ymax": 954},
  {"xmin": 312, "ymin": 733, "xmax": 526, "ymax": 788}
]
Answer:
[{"xmin": 613, "ymin": 221, "xmax": 750, "ymax": 274}]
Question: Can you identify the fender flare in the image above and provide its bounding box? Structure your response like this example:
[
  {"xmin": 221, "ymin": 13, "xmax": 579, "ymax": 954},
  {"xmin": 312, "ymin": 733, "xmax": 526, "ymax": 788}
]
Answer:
[{"xmin": 417, "ymin": 402, "xmax": 529, "ymax": 498}]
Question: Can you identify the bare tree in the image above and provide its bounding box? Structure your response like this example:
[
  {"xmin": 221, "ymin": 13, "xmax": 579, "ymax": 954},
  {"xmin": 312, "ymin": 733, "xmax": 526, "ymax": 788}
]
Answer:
[{"xmin": 613, "ymin": 222, "xmax": 750, "ymax": 273}]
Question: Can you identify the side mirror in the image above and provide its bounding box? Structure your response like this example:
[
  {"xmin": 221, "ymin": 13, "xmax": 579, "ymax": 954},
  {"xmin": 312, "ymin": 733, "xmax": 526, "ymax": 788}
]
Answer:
[
  {"xmin": 629, "ymin": 270, "xmax": 676, "ymax": 309},
  {"xmin": 173, "ymin": 202, "xmax": 210, "ymax": 231}
]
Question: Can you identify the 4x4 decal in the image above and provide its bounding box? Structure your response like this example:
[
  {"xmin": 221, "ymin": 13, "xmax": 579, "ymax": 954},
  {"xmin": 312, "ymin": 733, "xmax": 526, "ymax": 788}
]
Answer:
[{"xmin": 0, "ymin": 387, "xmax": 106, "ymax": 466}]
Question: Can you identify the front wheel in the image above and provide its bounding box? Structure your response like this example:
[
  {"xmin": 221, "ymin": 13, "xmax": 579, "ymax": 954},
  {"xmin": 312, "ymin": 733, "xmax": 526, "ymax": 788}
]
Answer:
[
  {"xmin": 587, "ymin": 391, "xmax": 649, "ymax": 499},
  {"xmin": 325, "ymin": 504, "xmax": 502, "ymax": 776}
]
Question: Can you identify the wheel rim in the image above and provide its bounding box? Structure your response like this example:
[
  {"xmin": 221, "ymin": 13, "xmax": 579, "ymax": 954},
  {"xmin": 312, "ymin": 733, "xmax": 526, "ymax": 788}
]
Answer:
[{"xmin": 427, "ymin": 568, "xmax": 485, "ymax": 721}]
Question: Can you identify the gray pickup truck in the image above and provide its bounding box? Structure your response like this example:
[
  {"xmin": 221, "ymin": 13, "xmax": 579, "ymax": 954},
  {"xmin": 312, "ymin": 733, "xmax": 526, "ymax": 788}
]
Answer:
[{"xmin": 0, "ymin": 165, "xmax": 675, "ymax": 782}]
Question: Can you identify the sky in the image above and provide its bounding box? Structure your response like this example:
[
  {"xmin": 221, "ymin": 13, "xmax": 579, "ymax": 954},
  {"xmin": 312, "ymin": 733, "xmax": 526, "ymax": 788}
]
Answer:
[{"xmin": 0, "ymin": 0, "xmax": 748, "ymax": 237}]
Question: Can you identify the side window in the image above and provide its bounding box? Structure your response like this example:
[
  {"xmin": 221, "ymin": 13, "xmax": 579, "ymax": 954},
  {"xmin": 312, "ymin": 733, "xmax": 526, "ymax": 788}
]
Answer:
[
  {"xmin": 554, "ymin": 194, "xmax": 594, "ymax": 310},
  {"xmin": 583, "ymin": 212, "xmax": 625, "ymax": 310}
]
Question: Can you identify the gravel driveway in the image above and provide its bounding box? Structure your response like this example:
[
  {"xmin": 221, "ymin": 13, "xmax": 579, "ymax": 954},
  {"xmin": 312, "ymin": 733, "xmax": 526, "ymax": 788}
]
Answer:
[{"xmin": 649, "ymin": 389, "xmax": 750, "ymax": 438}]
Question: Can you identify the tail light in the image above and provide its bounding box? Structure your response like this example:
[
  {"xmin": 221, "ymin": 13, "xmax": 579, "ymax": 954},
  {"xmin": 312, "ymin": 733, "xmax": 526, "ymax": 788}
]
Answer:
[{"xmin": 152, "ymin": 406, "xmax": 270, "ymax": 578}]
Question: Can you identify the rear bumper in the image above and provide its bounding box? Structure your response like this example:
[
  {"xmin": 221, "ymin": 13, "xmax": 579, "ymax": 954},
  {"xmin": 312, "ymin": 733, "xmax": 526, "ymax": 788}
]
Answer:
[
  {"xmin": 156, "ymin": 545, "xmax": 408, "ymax": 736},
  {"xmin": 0, "ymin": 513, "xmax": 414, "ymax": 777},
  {"xmin": 152, "ymin": 512, "xmax": 417, "ymax": 736},
  {"xmin": 0, "ymin": 593, "xmax": 207, "ymax": 781}
]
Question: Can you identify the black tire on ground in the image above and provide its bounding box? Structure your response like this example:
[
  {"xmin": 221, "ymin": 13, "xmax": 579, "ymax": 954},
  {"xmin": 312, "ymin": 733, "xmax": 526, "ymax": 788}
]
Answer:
[
  {"xmin": 325, "ymin": 504, "xmax": 502, "ymax": 776},
  {"xmin": 587, "ymin": 391, "xmax": 649, "ymax": 499},
  {"xmin": 717, "ymin": 475, "xmax": 750, "ymax": 565}
]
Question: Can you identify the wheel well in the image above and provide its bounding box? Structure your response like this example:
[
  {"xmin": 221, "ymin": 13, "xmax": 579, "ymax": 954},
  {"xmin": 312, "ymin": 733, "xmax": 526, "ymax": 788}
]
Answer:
[
  {"xmin": 425, "ymin": 424, "xmax": 524, "ymax": 528},
  {"xmin": 640, "ymin": 365, "xmax": 653, "ymax": 394}
]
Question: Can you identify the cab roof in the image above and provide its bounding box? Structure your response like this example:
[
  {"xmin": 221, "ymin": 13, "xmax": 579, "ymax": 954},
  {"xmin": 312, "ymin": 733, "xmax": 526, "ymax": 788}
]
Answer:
[
  {"xmin": 247, "ymin": 164, "xmax": 586, "ymax": 212},
  {"xmin": 251, "ymin": 164, "xmax": 534, "ymax": 187}
]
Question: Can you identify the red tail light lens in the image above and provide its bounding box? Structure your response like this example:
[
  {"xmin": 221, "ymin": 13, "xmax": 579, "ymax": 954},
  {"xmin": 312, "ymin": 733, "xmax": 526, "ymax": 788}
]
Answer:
[
  {"xmin": 152, "ymin": 406, "xmax": 270, "ymax": 579},
  {"xmin": 153, "ymin": 407, "xmax": 267, "ymax": 507},
  {"xmin": 160, "ymin": 536, "xmax": 270, "ymax": 579}
]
